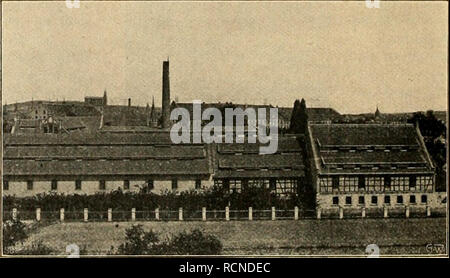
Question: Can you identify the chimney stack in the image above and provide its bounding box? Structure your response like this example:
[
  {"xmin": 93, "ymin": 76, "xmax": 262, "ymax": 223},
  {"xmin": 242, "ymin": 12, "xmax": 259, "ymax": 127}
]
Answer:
[
  {"xmin": 161, "ymin": 59, "xmax": 171, "ymax": 128},
  {"xmin": 128, "ymin": 98, "xmax": 131, "ymax": 107}
]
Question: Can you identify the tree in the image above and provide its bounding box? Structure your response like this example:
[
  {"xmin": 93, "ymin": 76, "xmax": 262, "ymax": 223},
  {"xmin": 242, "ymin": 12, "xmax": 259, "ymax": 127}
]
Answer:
[{"xmin": 289, "ymin": 99, "xmax": 308, "ymax": 134}]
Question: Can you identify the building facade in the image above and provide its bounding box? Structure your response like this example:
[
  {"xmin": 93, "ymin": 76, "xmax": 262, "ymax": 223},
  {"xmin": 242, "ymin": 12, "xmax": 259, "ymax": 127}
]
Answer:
[{"xmin": 307, "ymin": 123, "xmax": 445, "ymax": 213}]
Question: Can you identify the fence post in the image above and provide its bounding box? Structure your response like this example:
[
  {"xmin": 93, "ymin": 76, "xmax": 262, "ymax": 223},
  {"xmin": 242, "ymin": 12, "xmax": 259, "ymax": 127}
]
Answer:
[
  {"xmin": 83, "ymin": 208, "xmax": 88, "ymax": 222},
  {"xmin": 12, "ymin": 208, "xmax": 17, "ymax": 221},
  {"xmin": 225, "ymin": 206, "xmax": 230, "ymax": 221},
  {"xmin": 202, "ymin": 207, "xmax": 206, "ymax": 221},
  {"xmin": 131, "ymin": 208, "xmax": 136, "ymax": 221},
  {"xmin": 155, "ymin": 208, "xmax": 160, "ymax": 221},
  {"xmin": 384, "ymin": 206, "xmax": 388, "ymax": 218},
  {"xmin": 108, "ymin": 208, "xmax": 112, "ymax": 222},
  {"xmin": 426, "ymin": 206, "xmax": 431, "ymax": 217},
  {"xmin": 316, "ymin": 207, "xmax": 321, "ymax": 220},
  {"xmin": 36, "ymin": 208, "xmax": 41, "ymax": 222},
  {"xmin": 271, "ymin": 207, "xmax": 276, "ymax": 221},
  {"xmin": 361, "ymin": 207, "xmax": 366, "ymax": 218},
  {"xmin": 60, "ymin": 208, "xmax": 65, "ymax": 222},
  {"xmin": 248, "ymin": 207, "xmax": 253, "ymax": 221},
  {"xmin": 178, "ymin": 207, "xmax": 183, "ymax": 221},
  {"xmin": 405, "ymin": 206, "xmax": 410, "ymax": 218},
  {"xmin": 339, "ymin": 207, "xmax": 343, "ymax": 219},
  {"xmin": 294, "ymin": 206, "xmax": 299, "ymax": 220}
]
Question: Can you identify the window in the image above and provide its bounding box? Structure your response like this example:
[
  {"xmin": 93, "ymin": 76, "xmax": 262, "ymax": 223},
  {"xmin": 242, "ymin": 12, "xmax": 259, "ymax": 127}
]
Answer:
[
  {"xmin": 3, "ymin": 180, "xmax": 9, "ymax": 191},
  {"xmin": 371, "ymin": 196, "xmax": 378, "ymax": 205},
  {"xmin": 124, "ymin": 180, "xmax": 130, "ymax": 190},
  {"xmin": 51, "ymin": 180, "xmax": 58, "ymax": 190},
  {"xmin": 75, "ymin": 180, "xmax": 82, "ymax": 190},
  {"xmin": 229, "ymin": 179, "xmax": 241, "ymax": 193},
  {"xmin": 345, "ymin": 196, "xmax": 352, "ymax": 205},
  {"xmin": 195, "ymin": 179, "xmax": 201, "ymax": 189},
  {"xmin": 275, "ymin": 179, "xmax": 298, "ymax": 197},
  {"xmin": 410, "ymin": 195, "xmax": 416, "ymax": 204},
  {"xmin": 27, "ymin": 180, "xmax": 33, "ymax": 190},
  {"xmin": 99, "ymin": 180, "xmax": 106, "ymax": 190},
  {"xmin": 332, "ymin": 196, "xmax": 339, "ymax": 205},
  {"xmin": 359, "ymin": 196, "xmax": 365, "ymax": 205},
  {"xmin": 171, "ymin": 179, "xmax": 178, "ymax": 190},
  {"xmin": 392, "ymin": 177, "xmax": 409, "ymax": 191},
  {"xmin": 397, "ymin": 195, "xmax": 403, "ymax": 204},
  {"xmin": 417, "ymin": 176, "xmax": 433, "ymax": 191},
  {"xmin": 340, "ymin": 176, "xmax": 359, "ymax": 192},
  {"xmin": 365, "ymin": 177, "xmax": 384, "ymax": 192},
  {"xmin": 421, "ymin": 195, "xmax": 428, "ymax": 204},
  {"xmin": 384, "ymin": 195, "xmax": 391, "ymax": 205},
  {"xmin": 147, "ymin": 180, "xmax": 154, "ymax": 190},
  {"xmin": 319, "ymin": 177, "xmax": 332, "ymax": 192}
]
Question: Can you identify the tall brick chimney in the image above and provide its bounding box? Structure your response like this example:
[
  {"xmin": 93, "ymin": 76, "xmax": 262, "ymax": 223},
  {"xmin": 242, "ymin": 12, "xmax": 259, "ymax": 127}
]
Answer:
[{"xmin": 161, "ymin": 59, "xmax": 171, "ymax": 128}]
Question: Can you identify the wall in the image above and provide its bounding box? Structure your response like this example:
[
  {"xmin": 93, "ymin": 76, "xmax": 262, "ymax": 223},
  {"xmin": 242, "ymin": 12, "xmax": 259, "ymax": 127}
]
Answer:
[{"xmin": 3, "ymin": 178, "xmax": 213, "ymax": 197}]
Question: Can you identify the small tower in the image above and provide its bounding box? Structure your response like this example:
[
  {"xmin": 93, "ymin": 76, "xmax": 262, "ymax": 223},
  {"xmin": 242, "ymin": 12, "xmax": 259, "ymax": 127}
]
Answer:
[
  {"xmin": 149, "ymin": 96, "xmax": 158, "ymax": 127},
  {"xmin": 103, "ymin": 89, "xmax": 108, "ymax": 106},
  {"xmin": 375, "ymin": 106, "xmax": 381, "ymax": 119}
]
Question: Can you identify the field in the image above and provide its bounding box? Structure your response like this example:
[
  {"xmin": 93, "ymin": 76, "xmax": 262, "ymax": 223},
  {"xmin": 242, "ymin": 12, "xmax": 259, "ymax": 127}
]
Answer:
[{"xmin": 11, "ymin": 218, "xmax": 447, "ymax": 256}]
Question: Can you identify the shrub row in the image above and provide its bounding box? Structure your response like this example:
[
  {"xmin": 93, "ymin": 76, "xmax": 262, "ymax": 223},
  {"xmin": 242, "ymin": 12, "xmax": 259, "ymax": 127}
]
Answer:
[{"xmin": 3, "ymin": 186, "xmax": 314, "ymax": 212}]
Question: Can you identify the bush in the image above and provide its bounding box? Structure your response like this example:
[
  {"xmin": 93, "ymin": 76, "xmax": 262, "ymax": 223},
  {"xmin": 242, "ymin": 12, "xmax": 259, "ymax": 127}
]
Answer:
[
  {"xmin": 117, "ymin": 225, "xmax": 167, "ymax": 255},
  {"xmin": 3, "ymin": 220, "xmax": 28, "ymax": 252},
  {"xmin": 3, "ymin": 186, "xmax": 310, "ymax": 212},
  {"xmin": 115, "ymin": 225, "xmax": 222, "ymax": 255},
  {"xmin": 169, "ymin": 229, "xmax": 222, "ymax": 255}
]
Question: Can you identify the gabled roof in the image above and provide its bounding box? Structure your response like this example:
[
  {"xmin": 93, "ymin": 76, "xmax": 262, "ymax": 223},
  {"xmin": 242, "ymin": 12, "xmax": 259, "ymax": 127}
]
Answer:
[
  {"xmin": 308, "ymin": 123, "xmax": 434, "ymax": 175},
  {"xmin": 214, "ymin": 136, "xmax": 305, "ymax": 179},
  {"xmin": 306, "ymin": 108, "xmax": 341, "ymax": 123},
  {"xmin": 3, "ymin": 132, "xmax": 211, "ymax": 178}
]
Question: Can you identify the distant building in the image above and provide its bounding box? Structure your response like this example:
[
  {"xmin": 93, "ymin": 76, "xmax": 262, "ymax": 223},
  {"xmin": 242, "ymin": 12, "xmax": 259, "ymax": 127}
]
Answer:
[
  {"xmin": 85, "ymin": 90, "xmax": 107, "ymax": 106},
  {"xmin": 306, "ymin": 123, "xmax": 444, "ymax": 212}
]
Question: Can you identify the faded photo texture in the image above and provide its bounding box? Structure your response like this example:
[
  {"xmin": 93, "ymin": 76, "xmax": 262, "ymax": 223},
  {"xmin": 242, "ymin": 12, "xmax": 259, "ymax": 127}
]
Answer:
[{"xmin": 1, "ymin": 1, "xmax": 448, "ymax": 257}]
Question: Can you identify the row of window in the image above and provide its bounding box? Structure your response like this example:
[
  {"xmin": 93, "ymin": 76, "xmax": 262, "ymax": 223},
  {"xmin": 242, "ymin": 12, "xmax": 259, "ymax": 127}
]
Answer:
[
  {"xmin": 3, "ymin": 179, "xmax": 202, "ymax": 191},
  {"xmin": 320, "ymin": 175, "xmax": 433, "ymax": 193},
  {"xmin": 332, "ymin": 194, "xmax": 428, "ymax": 206},
  {"xmin": 214, "ymin": 178, "xmax": 299, "ymax": 196}
]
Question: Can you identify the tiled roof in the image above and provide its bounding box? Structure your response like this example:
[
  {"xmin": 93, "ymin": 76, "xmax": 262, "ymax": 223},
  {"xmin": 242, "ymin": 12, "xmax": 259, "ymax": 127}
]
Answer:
[
  {"xmin": 3, "ymin": 132, "xmax": 211, "ymax": 177},
  {"xmin": 310, "ymin": 124, "xmax": 418, "ymax": 146},
  {"xmin": 214, "ymin": 137, "xmax": 305, "ymax": 178},
  {"xmin": 306, "ymin": 108, "xmax": 341, "ymax": 122},
  {"xmin": 308, "ymin": 124, "xmax": 434, "ymax": 175},
  {"xmin": 3, "ymin": 132, "xmax": 174, "ymax": 146},
  {"xmin": 103, "ymin": 106, "xmax": 150, "ymax": 126},
  {"xmin": 4, "ymin": 159, "xmax": 210, "ymax": 176}
]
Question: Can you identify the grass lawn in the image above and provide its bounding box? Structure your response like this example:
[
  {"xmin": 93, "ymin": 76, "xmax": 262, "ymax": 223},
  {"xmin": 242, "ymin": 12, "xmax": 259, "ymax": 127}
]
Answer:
[{"xmin": 10, "ymin": 218, "xmax": 447, "ymax": 256}]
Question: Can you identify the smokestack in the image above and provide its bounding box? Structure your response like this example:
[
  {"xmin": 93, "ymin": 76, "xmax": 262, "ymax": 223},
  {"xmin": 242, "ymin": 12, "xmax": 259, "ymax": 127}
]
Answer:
[
  {"xmin": 128, "ymin": 98, "xmax": 131, "ymax": 107},
  {"xmin": 161, "ymin": 59, "xmax": 170, "ymax": 128}
]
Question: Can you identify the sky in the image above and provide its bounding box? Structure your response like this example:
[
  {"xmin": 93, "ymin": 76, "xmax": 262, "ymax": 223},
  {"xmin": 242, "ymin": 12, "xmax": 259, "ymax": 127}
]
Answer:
[{"xmin": 1, "ymin": 1, "xmax": 448, "ymax": 114}]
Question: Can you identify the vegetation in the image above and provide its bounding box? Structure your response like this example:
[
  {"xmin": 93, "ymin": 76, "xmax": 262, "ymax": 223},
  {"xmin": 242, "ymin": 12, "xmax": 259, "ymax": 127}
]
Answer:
[
  {"xmin": 3, "ymin": 220, "xmax": 55, "ymax": 255},
  {"xmin": 408, "ymin": 110, "xmax": 447, "ymax": 191},
  {"xmin": 114, "ymin": 225, "xmax": 222, "ymax": 255},
  {"xmin": 3, "ymin": 185, "xmax": 314, "ymax": 213},
  {"xmin": 13, "ymin": 218, "xmax": 446, "ymax": 255}
]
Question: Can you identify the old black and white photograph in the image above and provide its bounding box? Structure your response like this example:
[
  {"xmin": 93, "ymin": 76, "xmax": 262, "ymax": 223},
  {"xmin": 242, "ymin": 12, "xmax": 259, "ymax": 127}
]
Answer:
[{"xmin": 0, "ymin": 0, "xmax": 448, "ymax": 260}]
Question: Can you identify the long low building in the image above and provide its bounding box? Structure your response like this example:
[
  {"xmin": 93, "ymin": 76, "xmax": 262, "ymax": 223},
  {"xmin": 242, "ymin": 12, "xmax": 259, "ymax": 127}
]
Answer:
[
  {"xmin": 2, "ymin": 133, "xmax": 306, "ymax": 197},
  {"xmin": 306, "ymin": 123, "xmax": 445, "ymax": 210},
  {"xmin": 2, "ymin": 133, "xmax": 212, "ymax": 196}
]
